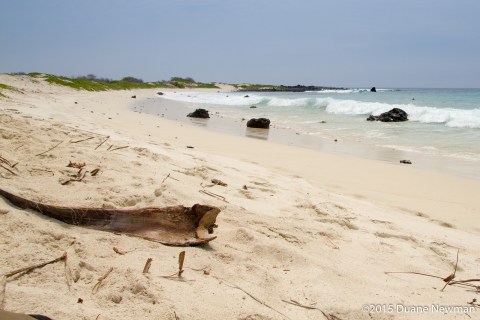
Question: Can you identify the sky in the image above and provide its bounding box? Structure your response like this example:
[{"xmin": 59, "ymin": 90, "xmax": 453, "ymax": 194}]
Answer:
[{"xmin": 1, "ymin": 0, "xmax": 479, "ymax": 88}]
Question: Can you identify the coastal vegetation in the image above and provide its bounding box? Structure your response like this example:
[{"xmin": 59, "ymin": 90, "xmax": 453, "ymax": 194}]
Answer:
[
  {"xmin": 233, "ymin": 83, "xmax": 281, "ymax": 90},
  {"xmin": 20, "ymin": 73, "xmax": 220, "ymax": 91},
  {"xmin": 0, "ymin": 83, "xmax": 20, "ymax": 97}
]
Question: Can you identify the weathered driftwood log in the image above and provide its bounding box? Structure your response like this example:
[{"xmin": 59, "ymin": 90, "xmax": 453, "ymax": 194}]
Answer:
[{"xmin": 0, "ymin": 188, "xmax": 220, "ymax": 246}]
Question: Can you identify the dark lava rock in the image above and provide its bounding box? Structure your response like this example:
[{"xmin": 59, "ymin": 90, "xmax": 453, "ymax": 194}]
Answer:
[
  {"xmin": 187, "ymin": 108, "xmax": 210, "ymax": 119},
  {"xmin": 244, "ymin": 95, "xmax": 249, "ymax": 98},
  {"xmin": 246, "ymin": 118, "xmax": 270, "ymax": 129},
  {"xmin": 367, "ymin": 108, "xmax": 408, "ymax": 122},
  {"xmin": 250, "ymin": 106, "xmax": 257, "ymax": 109},
  {"xmin": 156, "ymin": 92, "xmax": 164, "ymax": 95},
  {"xmin": 131, "ymin": 95, "xmax": 136, "ymax": 98},
  {"xmin": 370, "ymin": 87, "xmax": 377, "ymax": 92},
  {"xmin": 400, "ymin": 160, "xmax": 412, "ymax": 164}
]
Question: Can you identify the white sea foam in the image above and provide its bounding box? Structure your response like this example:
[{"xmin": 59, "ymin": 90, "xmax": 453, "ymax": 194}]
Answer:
[
  {"xmin": 325, "ymin": 99, "xmax": 480, "ymax": 128},
  {"xmin": 160, "ymin": 92, "xmax": 480, "ymax": 129}
]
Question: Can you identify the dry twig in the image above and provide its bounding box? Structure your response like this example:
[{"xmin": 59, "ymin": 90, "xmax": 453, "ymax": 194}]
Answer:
[
  {"xmin": 0, "ymin": 163, "xmax": 17, "ymax": 176},
  {"xmin": 35, "ymin": 140, "xmax": 63, "ymax": 156},
  {"xmin": 92, "ymin": 267, "xmax": 113, "ymax": 294},
  {"xmin": 162, "ymin": 173, "xmax": 180, "ymax": 184},
  {"xmin": 94, "ymin": 136, "xmax": 110, "ymax": 150},
  {"xmin": 143, "ymin": 258, "xmax": 153, "ymax": 274},
  {"xmin": 91, "ymin": 168, "xmax": 100, "ymax": 176},
  {"xmin": 161, "ymin": 251, "xmax": 187, "ymax": 279},
  {"xmin": 213, "ymin": 275, "xmax": 291, "ymax": 320},
  {"xmin": 109, "ymin": 146, "xmax": 128, "ymax": 152},
  {"xmin": 385, "ymin": 249, "xmax": 479, "ymax": 293},
  {"xmin": 71, "ymin": 136, "xmax": 94, "ymax": 144},
  {"xmin": 199, "ymin": 189, "xmax": 228, "ymax": 203},
  {"xmin": 3, "ymin": 252, "xmax": 67, "ymax": 278}
]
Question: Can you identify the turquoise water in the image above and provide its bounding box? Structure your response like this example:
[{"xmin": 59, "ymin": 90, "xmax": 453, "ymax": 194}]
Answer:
[{"xmin": 159, "ymin": 88, "xmax": 480, "ymax": 163}]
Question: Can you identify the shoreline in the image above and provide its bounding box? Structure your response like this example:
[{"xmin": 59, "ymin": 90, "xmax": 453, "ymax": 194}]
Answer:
[
  {"xmin": 137, "ymin": 93, "xmax": 480, "ymax": 181},
  {"xmin": 1, "ymin": 74, "xmax": 479, "ymax": 319}
]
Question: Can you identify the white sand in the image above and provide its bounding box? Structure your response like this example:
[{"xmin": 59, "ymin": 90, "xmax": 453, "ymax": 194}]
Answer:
[{"xmin": 0, "ymin": 74, "xmax": 479, "ymax": 320}]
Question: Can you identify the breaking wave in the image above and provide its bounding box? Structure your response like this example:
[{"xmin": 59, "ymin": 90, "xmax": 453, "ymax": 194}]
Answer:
[{"xmin": 160, "ymin": 92, "xmax": 480, "ymax": 129}]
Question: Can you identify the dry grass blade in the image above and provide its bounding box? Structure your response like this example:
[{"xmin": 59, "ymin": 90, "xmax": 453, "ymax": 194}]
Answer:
[
  {"xmin": 143, "ymin": 258, "xmax": 153, "ymax": 274},
  {"xmin": 199, "ymin": 189, "xmax": 228, "ymax": 203},
  {"xmin": 3, "ymin": 252, "xmax": 67, "ymax": 278},
  {"xmin": 441, "ymin": 249, "xmax": 460, "ymax": 291},
  {"xmin": 384, "ymin": 271, "xmax": 444, "ymax": 280},
  {"xmin": 109, "ymin": 146, "xmax": 128, "ymax": 152},
  {"xmin": 0, "ymin": 155, "xmax": 14, "ymax": 167},
  {"xmin": 282, "ymin": 299, "xmax": 317, "ymax": 310},
  {"xmin": 94, "ymin": 136, "xmax": 110, "ymax": 150},
  {"xmin": 71, "ymin": 136, "xmax": 94, "ymax": 144},
  {"xmin": 0, "ymin": 163, "xmax": 17, "ymax": 175},
  {"xmin": 178, "ymin": 251, "xmax": 185, "ymax": 277},
  {"xmin": 92, "ymin": 267, "xmax": 113, "ymax": 294},
  {"xmin": 213, "ymin": 275, "xmax": 291, "ymax": 320},
  {"xmin": 35, "ymin": 140, "xmax": 63, "ymax": 156},
  {"xmin": 90, "ymin": 168, "xmax": 100, "ymax": 176}
]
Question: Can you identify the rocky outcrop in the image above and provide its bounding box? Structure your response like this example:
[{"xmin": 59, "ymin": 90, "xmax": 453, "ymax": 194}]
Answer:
[
  {"xmin": 187, "ymin": 109, "xmax": 210, "ymax": 119},
  {"xmin": 240, "ymin": 85, "xmax": 348, "ymax": 92},
  {"xmin": 246, "ymin": 118, "xmax": 270, "ymax": 129},
  {"xmin": 370, "ymin": 87, "xmax": 377, "ymax": 92},
  {"xmin": 367, "ymin": 108, "xmax": 408, "ymax": 122}
]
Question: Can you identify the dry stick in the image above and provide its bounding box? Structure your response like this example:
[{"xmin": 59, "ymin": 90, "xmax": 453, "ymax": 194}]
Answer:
[
  {"xmin": 0, "ymin": 276, "xmax": 6, "ymax": 309},
  {"xmin": 384, "ymin": 271, "xmax": 444, "ymax": 280},
  {"xmin": 281, "ymin": 299, "xmax": 317, "ymax": 310},
  {"xmin": 441, "ymin": 249, "xmax": 460, "ymax": 291},
  {"xmin": 94, "ymin": 136, "xmax": 110, "ymax": 150},
  {"xmin": 162, "ymin": 173, "xmax": 180, "ymax": 184},
  {"xmin": 35, "ymin": 140, "xmax": 63, "ymax": 156},
  {"xmin": 0, "ymin": 155, "xmax": 14, "ymax": 167},
  {"xmin": 178, "ymin": 251, "xmax": 185, "ymax": 277},
  {"xmin": 199, "ymin": 189, "xmax": 229, "ymax": 203},
  {"xmin": 109, "ymin": 146, "xmax": 129, "ymax": 152},
  {"xmin": 71, "ymin": 136, "xmax": 94, "ymax": 144},
  {"xmin": 4, "ymin": 252, "xmax": 67, "ymax": 278},
  {"xmin": 161, "ymin": 251, "xmax": 188, "ymax": 279},
  {"xmin": 14, "ymin": 144, "xmax": 24, "ymax": 151},
  {"xmin": 0, "ymin": 163, "xmax": 17, "ymax": 175},
  {"xmin": 281, "ymin": 299, "xmax": 335, "ymax": 320},
  {"xmin": 212, "ymin": 275, "xmax": 291, "ymax": 320},
  {"xmin": 92, "ymin": 267, "xmax": 113, "ymax": 294},
  {"xmin": 161, "ymin": 173, "xmax": 171, "ymax": 184},
  {"xmin": 143, "ymin": 258, "xmax": 153, "ymax": 274}
]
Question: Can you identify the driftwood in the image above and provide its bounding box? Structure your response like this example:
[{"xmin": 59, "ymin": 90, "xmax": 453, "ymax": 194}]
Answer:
[{"xmin": 0, "ymin": 188, "xmax": 220, "ymax": 246}]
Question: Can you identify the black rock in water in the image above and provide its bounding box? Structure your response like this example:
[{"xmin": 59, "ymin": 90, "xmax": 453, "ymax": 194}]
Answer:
[
  {"xmin": 246, "ymin": 118, "xmax": 270, "ymax": 129},
  {"xmin": 370, "ymin": 87, "xmax": 377, "ymax": 92},
  {"xmin": 187, "ymin": 108, "xmax": 210, "ymax": 119},
  {"xmin": 157, "ymin": 92, "xmax": 164, "ymax": 95},
  {"xmin": 367, "ymin": 108, "xmax": 408, "ymax": 122}
]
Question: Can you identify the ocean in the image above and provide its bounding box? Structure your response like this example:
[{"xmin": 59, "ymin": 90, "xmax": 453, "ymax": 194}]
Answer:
[{"xmin": 140, "ymin": 88, "xmax": 480, "ymax": 178}]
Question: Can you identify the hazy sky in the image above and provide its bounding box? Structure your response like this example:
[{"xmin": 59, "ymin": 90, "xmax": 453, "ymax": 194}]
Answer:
[{"xmin": 1, "ymin": 0, "xmax": 479, "ymax": 87}]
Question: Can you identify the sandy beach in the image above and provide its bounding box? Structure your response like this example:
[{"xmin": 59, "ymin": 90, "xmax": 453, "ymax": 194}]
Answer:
[{"xmin": 1, "ymin": 74, "xmax": 479, "ymax": 320}]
